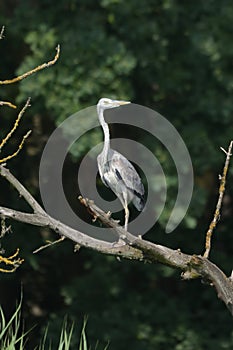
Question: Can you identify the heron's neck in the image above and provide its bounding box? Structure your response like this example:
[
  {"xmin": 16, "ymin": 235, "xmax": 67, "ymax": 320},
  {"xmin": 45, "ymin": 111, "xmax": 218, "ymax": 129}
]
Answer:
[{"xmin": 98, "ymin": 108, "xmax": 110, "ymax": 163}]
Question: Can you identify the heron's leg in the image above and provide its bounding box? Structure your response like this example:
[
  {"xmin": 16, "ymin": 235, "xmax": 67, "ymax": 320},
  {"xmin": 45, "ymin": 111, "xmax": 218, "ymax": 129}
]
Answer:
[
  {"xmin": 119, "ymin": 193, "xmax": 129, "ymax": 231},
  {"xmin": 124, "ymin": 205, "xmax": 129, "ymax": 231}
]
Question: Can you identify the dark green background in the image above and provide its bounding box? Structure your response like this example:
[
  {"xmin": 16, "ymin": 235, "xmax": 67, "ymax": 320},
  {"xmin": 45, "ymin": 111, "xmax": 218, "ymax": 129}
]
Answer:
[{"xmin": 0, "ymin": 1, "xmax": 233, "ymax": 348}]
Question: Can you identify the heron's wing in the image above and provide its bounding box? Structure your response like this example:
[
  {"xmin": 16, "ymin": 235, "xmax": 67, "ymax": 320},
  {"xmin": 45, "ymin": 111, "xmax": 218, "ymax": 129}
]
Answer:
[{"xmin": 109, "ymin": 150, "xmax": 145, "ymax": 211}]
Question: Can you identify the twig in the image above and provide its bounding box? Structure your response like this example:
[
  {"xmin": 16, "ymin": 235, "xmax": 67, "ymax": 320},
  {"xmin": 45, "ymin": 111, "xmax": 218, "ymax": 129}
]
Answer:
[
  {"xmin": 0, "ymin": 45, "xmax": 60, "ymax": 85},
  {"xmin": 1, "ymin": 217, "xmax": 11, "ymax": 237},
  {"xmin": 0, "ymin": 101, "xmax": 17, "ymax": 109},
  {"xmin": 0, "ymin": 248, "xmax": 24, "ymax": 273},
  {"xmin": 79, "ymin": 196, "xmax": 123, "ymax": 234},
  {"xmin": 0, "ymin": 99, "xmax": 31, "ymax": 165},
  {"xmin": 33, "ymin": 236, "xmax": 66, "ymax": 254},
  {"xmin": 0, "ymin": 98, "xmax": 31, "ymax": 150},
  {"xmin": 0, "ymin": 130, "xmax": 32, "ymax": 164},
  {"xmin": 203, "ymin": 141, "xmax": 233, "ymax": 258},
  {"xmin": 0, "ymin": 26, "xmax": 4, "ymax": 40}
]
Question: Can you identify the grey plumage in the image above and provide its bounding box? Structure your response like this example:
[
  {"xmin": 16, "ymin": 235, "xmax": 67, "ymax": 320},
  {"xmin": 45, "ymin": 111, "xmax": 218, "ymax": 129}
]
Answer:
[{"xmin": 97, "ymin": 97, "xmax": 145, "ymax": 230}]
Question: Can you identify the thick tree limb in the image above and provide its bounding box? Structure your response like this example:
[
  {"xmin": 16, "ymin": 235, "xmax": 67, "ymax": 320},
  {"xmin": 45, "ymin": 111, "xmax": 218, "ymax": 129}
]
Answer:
[
  {"xmin": 0, "ymin": 166, "xmax": 45, "ymax": 214},
  {"xmin": 0, "ymin": 165, "xmax": 232, "ymax": 315}
]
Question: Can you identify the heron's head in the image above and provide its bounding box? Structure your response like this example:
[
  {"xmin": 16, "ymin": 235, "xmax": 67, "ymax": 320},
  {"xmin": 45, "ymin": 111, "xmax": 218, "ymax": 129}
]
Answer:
[{"xmin": 97, "ymin": 98, "xmax": 131, "ymax": 112}]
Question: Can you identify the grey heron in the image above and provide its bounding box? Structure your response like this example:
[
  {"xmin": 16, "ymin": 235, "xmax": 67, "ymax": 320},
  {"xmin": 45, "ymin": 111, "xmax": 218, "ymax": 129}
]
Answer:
[{"xmin": 97, "ymin": 97, "xmax": 145, "ymax": 231}]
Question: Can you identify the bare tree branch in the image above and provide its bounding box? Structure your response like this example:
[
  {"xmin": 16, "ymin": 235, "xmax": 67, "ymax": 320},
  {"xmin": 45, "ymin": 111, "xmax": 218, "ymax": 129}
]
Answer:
[
  {"xmin": 0, "ymin": 165, "xmax": 45, "ymax": 214},
  {"xmin": 0, "ymin": 165, "xmax": 233, "ymax": 315},
  {"xmin": 0, "ymin": 130, "xmax": 32, "ymax": 164},
  {"xmin": 0, "ymin": 45, "xmax": 60, "ymax": 85},
  {"xmin": 0, "ymin": 99, "xmax": 31, "ymax": 165},
  {"xmin": 0, "ymin": 98, "xmax": 31, "ymax": 150},
  {"xmin": 203, "ymin": 141, "xmax": 233, "ymax": 258},
  {"xmin": 33, "ymin": 236, "xmax": 66, "ymax": 254}
]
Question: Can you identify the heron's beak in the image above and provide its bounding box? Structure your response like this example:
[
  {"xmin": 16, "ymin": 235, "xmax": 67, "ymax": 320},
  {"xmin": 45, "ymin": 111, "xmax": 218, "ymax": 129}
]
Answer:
[{"xmin": 117, "ymin": 100, "xmax": 131, "ymax": 106}]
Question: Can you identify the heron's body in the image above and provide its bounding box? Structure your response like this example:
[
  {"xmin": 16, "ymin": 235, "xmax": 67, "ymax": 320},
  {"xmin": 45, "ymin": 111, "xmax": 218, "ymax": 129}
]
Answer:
[
  {"xmin": 97, "ymin": 148, "xmax": 145, "ymax": 210},
  {"xmin": 97, "ymin": 98, "xmax": 145, "ymax": 230}
]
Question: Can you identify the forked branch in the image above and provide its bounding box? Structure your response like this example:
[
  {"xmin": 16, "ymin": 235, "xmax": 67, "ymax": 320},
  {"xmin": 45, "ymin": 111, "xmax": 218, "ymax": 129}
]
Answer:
[
  {"xmin": 0, "ymin": 248, "xmax": 24, "ymax": 273},
  {"xmin": 0, "ymin": 99, "xmax": 32, "ymax": 164},
  {"xmin": 0, "ymin": 98, "xmax": 31, "ymax": 150}
]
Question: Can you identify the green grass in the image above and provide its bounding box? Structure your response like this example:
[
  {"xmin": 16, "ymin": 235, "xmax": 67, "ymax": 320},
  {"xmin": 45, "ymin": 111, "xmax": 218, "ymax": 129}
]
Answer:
[{"xmin": 0, "ymin": 303, "xmax": 109, "ymax": 350}]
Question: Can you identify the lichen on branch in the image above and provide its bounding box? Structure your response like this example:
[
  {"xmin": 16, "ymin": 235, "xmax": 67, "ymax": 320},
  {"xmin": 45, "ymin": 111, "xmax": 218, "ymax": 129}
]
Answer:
[
  {"xmin": 0, "ymin": 99, "xmax": 31, "ymax": 164},
  {"xmin": 0, "ymin": 248, "xmax": 24, "ymax": 273}
]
